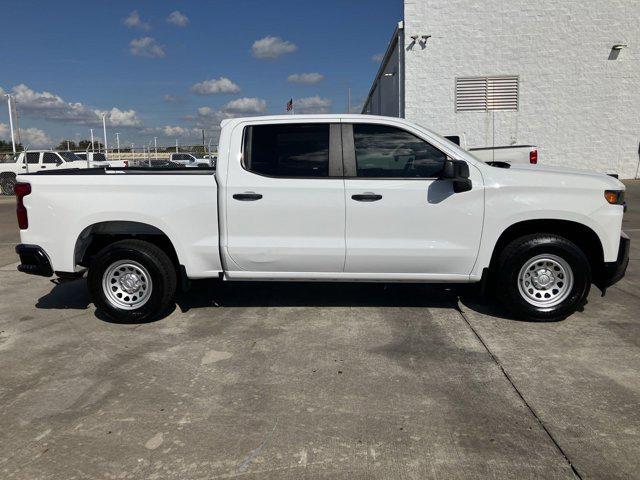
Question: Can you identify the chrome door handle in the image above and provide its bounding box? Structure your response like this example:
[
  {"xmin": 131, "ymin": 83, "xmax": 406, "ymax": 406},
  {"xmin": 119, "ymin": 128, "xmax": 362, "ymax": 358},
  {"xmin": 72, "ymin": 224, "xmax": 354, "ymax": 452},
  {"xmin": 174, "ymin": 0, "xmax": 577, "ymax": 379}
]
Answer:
[
  {"xmin": 352, "ymin": 193, "xmax": 382, "ymax": 202},
  {"xmin": 233, "ymin": 192, "xmax": 263, "ymax": 201}
]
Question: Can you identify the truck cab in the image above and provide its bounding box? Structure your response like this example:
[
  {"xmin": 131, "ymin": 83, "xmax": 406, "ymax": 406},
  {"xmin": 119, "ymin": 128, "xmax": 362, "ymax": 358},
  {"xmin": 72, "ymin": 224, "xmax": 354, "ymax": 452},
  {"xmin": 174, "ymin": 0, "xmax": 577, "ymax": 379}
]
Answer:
[{"xmin": 1, "ymin": 150, "xmax": 87, "ymax": 195}]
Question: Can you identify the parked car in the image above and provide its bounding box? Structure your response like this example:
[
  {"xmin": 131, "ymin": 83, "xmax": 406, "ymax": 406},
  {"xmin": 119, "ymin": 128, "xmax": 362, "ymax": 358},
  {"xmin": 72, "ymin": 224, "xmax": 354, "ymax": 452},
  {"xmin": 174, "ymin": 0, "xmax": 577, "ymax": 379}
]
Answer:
[
  {"xmin": 14, "ymin": 115, "xmax": 628, "ymax": 323},
  {"xmin": 445, "ymin": 136, "xmax": 538, "ymax": 165},
  {"xmin": 168, "ymin": 152, "xmax": 214, "ymax": 168},
  {"xmin": 1, "ymin": 150, "xmax": 88, "ymax": 195},
  {"xmin": 74, "ymin": 152, "xmax": 128, "ymax": 168}
]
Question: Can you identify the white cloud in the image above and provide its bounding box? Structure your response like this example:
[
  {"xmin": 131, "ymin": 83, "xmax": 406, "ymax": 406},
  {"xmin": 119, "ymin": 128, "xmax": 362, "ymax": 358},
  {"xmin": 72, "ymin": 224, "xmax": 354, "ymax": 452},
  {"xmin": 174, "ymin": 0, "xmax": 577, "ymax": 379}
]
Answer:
[
  {"xmin": 287, "ymin": 73, "xmax": 324, "ymax": 85},
  {"xmin": 190, "ymin": 77, "xmax": 240, "ymax": 95},
  {"xmin": 163, "ymin": 94, "xmax": 180, "ymax": 103},
  {"xmin": 123, "ymin": 10, "xmax": 151, "ymax": 31},
  {"xmin": 295, "ymin": 96, "xmax": 332, "ymax": 114},
  {"xmin": 160, "ymin": 125, "xmax": 199, "ymax": 137},
  {"xmin": 129, "ymin": 37, "xmax": 165, "ymax": 58},
  {"xmin": 4, "ymin": 84, "xmax": 142, "ymax": 127},
  {"xmin": 372, "ymin": 53, "xmax": 384, "ymax": 62},
  {"xmin": 167, "ymin": 11, "xmax": 189, "ymax": 27},
  {"xmin": 251, "ymin": 36, "xmax": 297, "ymax": 59},
  {"xmin": 0, "ymin": 123, "xmax": 10, "ymax": 140},
  {"xmin": 188, "ymin": 97, "xmax": 267, "ymax": 130},
  {"xmin": 99, "ymin": 108, "xmax": 142, "ymax": 127},
  {"xmin": 222, "ymin": 97, "xmax": 266, "ymax": 115},
  {"xmin": 21, "ymin": 128, "xmax": 52, "ymax": 148}
]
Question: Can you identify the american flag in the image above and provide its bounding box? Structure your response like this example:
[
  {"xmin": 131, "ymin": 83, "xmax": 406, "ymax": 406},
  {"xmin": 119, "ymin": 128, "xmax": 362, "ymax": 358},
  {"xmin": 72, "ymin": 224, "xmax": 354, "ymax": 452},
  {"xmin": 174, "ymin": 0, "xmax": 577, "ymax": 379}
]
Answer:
[{"xmin": 286, "ymin": 98, "xmax": 293, "ymax": 112}]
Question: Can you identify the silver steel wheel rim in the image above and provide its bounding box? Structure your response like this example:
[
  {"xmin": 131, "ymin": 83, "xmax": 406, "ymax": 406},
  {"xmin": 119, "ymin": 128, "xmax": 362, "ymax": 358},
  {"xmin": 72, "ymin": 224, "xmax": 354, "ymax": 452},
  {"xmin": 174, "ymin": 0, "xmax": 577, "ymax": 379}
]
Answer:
[
  {"xmin": 517, "ymin": 254, "xmax": 574, "ymax": 308},
  {"xmin": 102, "ymin": 260, "xmax": 152, "ymax": 310}
]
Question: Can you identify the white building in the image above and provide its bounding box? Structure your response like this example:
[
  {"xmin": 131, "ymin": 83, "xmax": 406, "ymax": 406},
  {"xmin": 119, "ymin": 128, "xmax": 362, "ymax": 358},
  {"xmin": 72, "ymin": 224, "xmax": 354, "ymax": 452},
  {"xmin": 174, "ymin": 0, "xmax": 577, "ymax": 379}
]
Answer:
[{"xmin": 363, "ymin": 2, "xmax": 639, "ymax": 178}]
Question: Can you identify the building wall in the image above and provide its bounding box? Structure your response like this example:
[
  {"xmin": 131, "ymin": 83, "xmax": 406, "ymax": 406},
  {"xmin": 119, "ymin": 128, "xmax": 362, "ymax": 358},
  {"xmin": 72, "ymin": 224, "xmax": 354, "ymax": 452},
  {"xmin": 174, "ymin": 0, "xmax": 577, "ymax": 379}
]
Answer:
[
  {"xmin": 363, "ymin": 32, "xmax": 401, "ymax": 118},
  {"xmin": 403, "ymin": 0, "xmax": 640, "ymax": 178}
]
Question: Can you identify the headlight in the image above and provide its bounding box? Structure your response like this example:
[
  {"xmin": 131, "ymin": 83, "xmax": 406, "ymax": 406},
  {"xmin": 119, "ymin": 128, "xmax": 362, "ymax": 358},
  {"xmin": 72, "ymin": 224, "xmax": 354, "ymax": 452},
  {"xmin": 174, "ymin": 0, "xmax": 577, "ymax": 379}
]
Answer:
[{"xmin": 604, "ymin": 190, "xmax": 625, "ymax": 205}]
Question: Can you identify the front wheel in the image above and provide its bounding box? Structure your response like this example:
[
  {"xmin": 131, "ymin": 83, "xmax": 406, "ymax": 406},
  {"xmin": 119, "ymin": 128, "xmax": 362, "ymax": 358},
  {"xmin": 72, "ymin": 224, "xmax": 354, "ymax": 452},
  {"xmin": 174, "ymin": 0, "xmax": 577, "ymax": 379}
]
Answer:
[
  {"xmin": 88, "ymin": 239, "xmax": 177, "ymax": 322},
  {"xmin": 495, "ymin": 234, "xmax": 591, "ymax": 321}
]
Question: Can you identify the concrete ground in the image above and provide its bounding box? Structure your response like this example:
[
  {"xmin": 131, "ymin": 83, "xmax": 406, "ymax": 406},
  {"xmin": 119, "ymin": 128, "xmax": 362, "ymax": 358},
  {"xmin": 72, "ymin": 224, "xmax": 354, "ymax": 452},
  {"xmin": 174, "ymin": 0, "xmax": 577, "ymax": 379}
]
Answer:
[{"xmin": 0, "ymin": 183, "xmax": 638, "ymax": 479}]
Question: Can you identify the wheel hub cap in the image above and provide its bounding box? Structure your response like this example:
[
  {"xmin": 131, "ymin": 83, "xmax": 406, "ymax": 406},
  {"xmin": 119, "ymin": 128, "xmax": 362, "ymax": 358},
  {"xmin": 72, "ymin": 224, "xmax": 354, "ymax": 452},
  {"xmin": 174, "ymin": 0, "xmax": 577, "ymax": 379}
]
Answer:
[
  {"xmin": 102, "ymin": 260, "xmax": 152, "ymax": 310},
  {"xmin": 517, "ymin": 254, "xmax": 574, "ymax": 308}
]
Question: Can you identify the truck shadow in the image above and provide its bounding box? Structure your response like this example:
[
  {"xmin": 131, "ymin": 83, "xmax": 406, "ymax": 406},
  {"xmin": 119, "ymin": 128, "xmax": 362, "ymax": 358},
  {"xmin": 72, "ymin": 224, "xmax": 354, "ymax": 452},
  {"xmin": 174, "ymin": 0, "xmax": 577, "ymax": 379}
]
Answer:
[{"xmin": 34, "ymin": 277, "xmax": 521, "ymax": 323}]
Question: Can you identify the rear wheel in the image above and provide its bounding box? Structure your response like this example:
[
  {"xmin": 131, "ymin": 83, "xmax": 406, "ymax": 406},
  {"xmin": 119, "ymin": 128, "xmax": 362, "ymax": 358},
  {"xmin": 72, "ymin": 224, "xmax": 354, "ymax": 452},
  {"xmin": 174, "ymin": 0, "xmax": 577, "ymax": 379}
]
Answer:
[
  {"xmin": 0, "ymin": 174, "xmax": 16, "ymax": 196},
  {"xmin": 88, "ymin": 239, "xmax": 177, "ymax": 322},
  {"xmin": 495, "ymin": 234, "xmax": 591, "ymax": 321}
]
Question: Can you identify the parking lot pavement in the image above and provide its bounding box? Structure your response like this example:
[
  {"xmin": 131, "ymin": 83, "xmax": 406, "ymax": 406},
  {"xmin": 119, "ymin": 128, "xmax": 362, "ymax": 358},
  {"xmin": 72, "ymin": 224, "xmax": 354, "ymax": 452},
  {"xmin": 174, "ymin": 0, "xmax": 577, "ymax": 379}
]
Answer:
[{"xmin": 0, "ymin": 183, "xmax": 638, "ymax": 479}]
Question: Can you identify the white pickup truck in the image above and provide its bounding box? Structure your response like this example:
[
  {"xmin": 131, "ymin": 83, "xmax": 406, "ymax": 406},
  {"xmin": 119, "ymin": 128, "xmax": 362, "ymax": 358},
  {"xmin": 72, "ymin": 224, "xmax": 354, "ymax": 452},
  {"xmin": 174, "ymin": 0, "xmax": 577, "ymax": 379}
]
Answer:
[
  {"xmin": 14, "ymin": 115, "xmax": 629, "ymax": 323},
  {"xmin": 1, "ymin": 150, "xmax": 90, "ymax": 195},
  {"xmin": 444, "ymin": 136, "xmax": 538, "ymax": 165},
  {"xmin": 168, "ymin": 152, "xmax": 214, "ymax": 168}
]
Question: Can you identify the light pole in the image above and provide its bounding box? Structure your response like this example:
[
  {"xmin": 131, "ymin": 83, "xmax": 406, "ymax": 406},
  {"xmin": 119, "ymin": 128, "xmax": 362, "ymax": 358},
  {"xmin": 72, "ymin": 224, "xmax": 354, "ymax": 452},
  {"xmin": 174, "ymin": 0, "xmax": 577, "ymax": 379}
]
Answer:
[
  {"xmin": 4, "ymin": 94, "xmax": 16, "ymax": 153},
  {"xmin": 115, "ymin": 133, "xmax": 121, "ymax": 161},
  {"xmin": 131, "ymin": 143, "xmax": 135, "ymax": 163},
  {"xmin": 90, "ymin": 128, "xmax": 95, "ymax": 153},
  {"xmin": 102, "ymin": 113, "xmax": 108, "ymax": 158},
  {"xmin": 154, "ymin": 137, "xmax": 158, "ymax": 160},
  {"xmin": 175, "ymin": 139, "xmax": 178, "ymax": 153}
]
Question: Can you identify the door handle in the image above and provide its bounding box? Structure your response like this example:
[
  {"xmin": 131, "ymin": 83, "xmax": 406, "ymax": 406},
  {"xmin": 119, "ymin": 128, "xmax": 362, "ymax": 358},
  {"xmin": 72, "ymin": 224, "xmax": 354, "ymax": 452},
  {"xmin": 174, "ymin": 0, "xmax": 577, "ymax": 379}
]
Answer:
[
  {"xmin": 352, "ymin": 193, "xmax": 382, "ymax": 202},
  {"xmin": 41, "ymin": 166, "xmax": 47, "ymax": 169},
  {"xmin": 233, "ymin": 192, "xmax": 263, "ymax": 201}
]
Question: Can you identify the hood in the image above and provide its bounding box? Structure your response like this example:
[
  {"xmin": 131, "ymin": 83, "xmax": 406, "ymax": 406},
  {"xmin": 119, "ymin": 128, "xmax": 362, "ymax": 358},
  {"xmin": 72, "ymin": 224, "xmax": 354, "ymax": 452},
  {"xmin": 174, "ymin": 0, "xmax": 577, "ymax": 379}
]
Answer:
[{"xmin": 507, "ymin": 163, "xmax": 625, "ymax": 189}]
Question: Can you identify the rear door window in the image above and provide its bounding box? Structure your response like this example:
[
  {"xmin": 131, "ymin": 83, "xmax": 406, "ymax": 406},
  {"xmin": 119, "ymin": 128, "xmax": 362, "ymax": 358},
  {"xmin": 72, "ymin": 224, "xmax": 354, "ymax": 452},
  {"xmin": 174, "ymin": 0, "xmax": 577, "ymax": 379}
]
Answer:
[
  {"xmin": 243, "ymin": 123, "xmax": 329, "ymax": 177},
  {"xmin": 42, "ymin": 152, "xmax": 59, "ymax": 164},
  {"xmin": 26, "ymin": 152, "xmax": 40, "ymax": 164}
]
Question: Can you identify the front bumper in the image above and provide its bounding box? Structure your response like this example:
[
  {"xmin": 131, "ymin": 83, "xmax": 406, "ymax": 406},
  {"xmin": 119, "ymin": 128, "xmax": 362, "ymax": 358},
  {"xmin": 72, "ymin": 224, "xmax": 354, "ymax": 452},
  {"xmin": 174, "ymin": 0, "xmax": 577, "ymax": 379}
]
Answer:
[
  {"xmin": 596, "ymin": 233, "xmax": 630, "ymax": 293},
  {"xmin": 15, "ymin": 244, "xmax": 53, "ymax": 277}
]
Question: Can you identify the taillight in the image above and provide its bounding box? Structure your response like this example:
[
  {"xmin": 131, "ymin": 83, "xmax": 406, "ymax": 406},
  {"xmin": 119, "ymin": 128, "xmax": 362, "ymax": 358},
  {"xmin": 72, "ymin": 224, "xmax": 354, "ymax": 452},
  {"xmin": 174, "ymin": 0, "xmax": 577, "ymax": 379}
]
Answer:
[
  {"xmin": 124, "ymin": 160, "xmax": 129, "ymax": 167},
  {"xmin": 14, "ymin": 182, "xmax": 31, "ymax": 230},
  {"xmin": 529, "ymin": 149, "xmax": 538, "ymax": 164}
]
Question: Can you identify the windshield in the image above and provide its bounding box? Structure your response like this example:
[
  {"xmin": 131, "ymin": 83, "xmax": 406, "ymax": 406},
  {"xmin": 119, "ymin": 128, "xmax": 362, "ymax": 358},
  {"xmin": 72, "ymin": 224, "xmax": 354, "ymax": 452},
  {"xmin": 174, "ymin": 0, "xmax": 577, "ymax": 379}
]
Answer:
[{"xmin": 60, "ymin": 151, "xmax": 82, "ymax": 162}]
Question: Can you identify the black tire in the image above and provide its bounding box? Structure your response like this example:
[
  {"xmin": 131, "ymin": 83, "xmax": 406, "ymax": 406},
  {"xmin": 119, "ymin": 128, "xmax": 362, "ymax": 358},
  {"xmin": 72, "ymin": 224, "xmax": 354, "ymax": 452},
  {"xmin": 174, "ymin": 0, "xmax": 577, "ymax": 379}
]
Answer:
[
  {"xmin": 88, "ymin": 239, "xmax": 177, "ymax": 322},
  {"xmin": 495, "ymin": 234, "xmax": 591, "ymax": 321},
  {"xmin": 0, "ymin": 174, "xmax": 16, "ymax": 196}
]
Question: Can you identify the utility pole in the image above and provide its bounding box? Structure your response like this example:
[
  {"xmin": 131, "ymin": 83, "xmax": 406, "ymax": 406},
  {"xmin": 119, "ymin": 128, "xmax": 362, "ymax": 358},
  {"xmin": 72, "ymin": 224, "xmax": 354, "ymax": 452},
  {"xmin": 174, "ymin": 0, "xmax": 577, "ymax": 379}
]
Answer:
[
  {"xmin": 202, "ymin": 129, "xmax": 205, "ymax": 155},
  {"xmin": 102, "ymin": 113, "xmax": 108, "ymax": 158},
  {"xmin": 348, "ymin": 88, "xmax": 351, "ymax": 114},
  {"xmin": 154, "ymin": 137, "xmax": 158, "ymax": 160},
  {"xmin": 115, "ymin": 133, "xmax": 121, "ymax": 161},
  {"xmin": 90, "ymin": 129, "xmax": 95, "ymax": 152},
  {"xmin": 5, "ymin": 95, "xmax": 16, "ymax": 153}
]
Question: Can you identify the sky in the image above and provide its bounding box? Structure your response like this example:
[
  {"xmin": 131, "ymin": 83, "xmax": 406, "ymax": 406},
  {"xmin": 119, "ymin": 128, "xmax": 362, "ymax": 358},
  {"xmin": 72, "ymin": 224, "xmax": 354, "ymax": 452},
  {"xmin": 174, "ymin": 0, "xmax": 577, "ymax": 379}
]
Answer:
[{"xmin": 0, "ymin": 0, "xmax": 402, "ymax": 149}]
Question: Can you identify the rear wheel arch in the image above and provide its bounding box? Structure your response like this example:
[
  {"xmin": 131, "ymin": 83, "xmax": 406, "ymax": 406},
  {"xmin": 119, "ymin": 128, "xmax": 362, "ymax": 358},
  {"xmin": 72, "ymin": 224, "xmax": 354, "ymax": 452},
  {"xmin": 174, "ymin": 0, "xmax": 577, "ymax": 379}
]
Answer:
[{"xmin": 74, "ymin": 221, "xmax": 181, "ymax": 271}]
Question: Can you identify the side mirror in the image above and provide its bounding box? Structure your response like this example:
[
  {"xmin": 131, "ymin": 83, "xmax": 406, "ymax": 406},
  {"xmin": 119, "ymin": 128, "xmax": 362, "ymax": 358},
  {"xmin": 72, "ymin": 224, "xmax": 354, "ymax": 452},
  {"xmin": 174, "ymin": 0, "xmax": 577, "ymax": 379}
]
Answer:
[{"xmin": 441, "ymin": 159, "xmax": 472, "ymax": 193}]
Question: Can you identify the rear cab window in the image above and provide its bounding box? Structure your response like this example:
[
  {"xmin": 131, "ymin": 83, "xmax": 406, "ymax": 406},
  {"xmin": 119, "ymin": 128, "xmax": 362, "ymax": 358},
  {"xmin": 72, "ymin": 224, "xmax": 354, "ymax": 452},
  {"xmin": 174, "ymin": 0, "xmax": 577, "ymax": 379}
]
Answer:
[{"xmin": 243, "ymin": 123, "xmax": 330, "ymax": 177}]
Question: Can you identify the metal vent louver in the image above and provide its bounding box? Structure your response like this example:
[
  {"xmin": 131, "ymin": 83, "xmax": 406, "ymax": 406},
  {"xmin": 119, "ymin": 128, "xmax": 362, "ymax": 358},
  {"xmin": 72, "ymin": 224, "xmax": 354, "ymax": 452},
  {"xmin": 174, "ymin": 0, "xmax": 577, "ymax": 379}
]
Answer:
[{"xmin": 455, "ymin": 76, "xmax": 518, "ymax": 112}]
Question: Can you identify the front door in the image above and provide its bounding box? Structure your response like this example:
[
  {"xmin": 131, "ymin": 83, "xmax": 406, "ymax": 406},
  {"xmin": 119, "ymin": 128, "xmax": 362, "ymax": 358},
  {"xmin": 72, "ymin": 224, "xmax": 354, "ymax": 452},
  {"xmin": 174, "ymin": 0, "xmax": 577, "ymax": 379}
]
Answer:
[
  {"xmin": 225, "ymin": 122, "xmax": 345, "ymax": 273},
  {"xmin": 343, "ymin": 122, "xmax": 483, "ymax": 278}
]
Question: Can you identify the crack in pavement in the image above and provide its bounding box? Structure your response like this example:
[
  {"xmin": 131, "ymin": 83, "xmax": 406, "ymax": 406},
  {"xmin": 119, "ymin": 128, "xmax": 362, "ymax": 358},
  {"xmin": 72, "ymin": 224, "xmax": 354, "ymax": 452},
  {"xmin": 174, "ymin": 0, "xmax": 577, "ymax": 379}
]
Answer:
[{"xmin": 455, "ymin": 302, "xmax": 584, "ymax": 480}]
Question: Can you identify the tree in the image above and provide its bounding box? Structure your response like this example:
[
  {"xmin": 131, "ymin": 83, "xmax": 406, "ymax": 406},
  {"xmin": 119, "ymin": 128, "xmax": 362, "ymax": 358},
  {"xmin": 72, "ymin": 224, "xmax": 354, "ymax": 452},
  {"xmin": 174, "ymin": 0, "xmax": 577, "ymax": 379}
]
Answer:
[
  {"xmin": 56, "ymin": 140, "xmax": 77, "ymax": 151},
  {"xmin": 77, "ymin": 139, "xmax": 104, "ymax": 151},
  {"xmin": 0, "ymin": 139, "xmax": 23, "ymax": 152}
]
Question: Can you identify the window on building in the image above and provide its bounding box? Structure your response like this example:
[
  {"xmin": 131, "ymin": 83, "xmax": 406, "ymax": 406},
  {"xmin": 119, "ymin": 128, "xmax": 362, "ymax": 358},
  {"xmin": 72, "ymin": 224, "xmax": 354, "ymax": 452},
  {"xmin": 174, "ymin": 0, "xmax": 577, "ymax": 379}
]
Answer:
[
  {"xmin": 243, "ymin": 124, "xmax": 329, "ymax": 177},
  {"xmin": 455, "ymin": 76, "xmax": 519, "ymax": 112},
  {"xmin": 353, "ymin": 124, "xmax": 447, "ymax": 178}
]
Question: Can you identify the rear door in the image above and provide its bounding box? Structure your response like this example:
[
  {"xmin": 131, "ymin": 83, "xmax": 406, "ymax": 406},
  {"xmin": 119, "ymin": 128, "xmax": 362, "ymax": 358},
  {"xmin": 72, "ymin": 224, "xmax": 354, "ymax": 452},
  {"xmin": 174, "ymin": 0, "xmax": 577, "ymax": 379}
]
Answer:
[
  {"xmin": 342, "ymin": 122, "xmax": 483, "ymax": 278},
  {"xmin": 42, "ymin": 152, "xmax": 60, "ymax": 170},
  {"xmin": 224, "ymin": 121, "xmax": 345, "ymax": 274}
]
